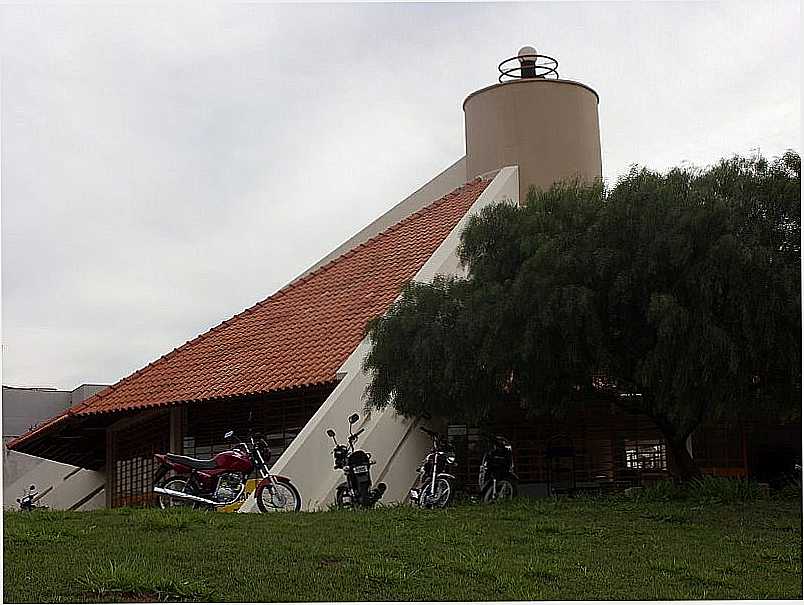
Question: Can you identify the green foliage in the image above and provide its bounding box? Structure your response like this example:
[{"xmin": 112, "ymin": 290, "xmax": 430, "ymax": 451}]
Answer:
[
  {"xmin": 777, "ymin": 481, "xmax": 803, "ymax": 501},
  {"xmin": 625, "ymin": 477, "xmax": 767, "ymax": 504},
  {"xmin": 627, "ymin": 480, "xmax": 684, "ymax": 503},
  {"xmin": 364, "ymin": 276, "xmax": 504, "ymax": 422},
  {"xmin": 686, "ymin": 476, "xmax": 766, "ymax": 504},
  {"xmin": 362, "ymin": 151, "xmax": 801, "ymax": 474}
]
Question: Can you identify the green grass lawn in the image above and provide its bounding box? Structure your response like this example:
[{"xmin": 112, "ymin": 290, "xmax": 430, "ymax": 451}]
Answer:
[{"xmin": 3, "ymin": 498, "xmax": 801, "ymax": 602}]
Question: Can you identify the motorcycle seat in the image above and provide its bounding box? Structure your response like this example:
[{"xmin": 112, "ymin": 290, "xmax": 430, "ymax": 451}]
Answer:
[{"xmin": 165, "ymin": 453, "xmax": 218, "ymax": 470}]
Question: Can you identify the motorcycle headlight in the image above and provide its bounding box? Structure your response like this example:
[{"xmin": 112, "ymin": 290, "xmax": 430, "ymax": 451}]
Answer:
[{"xmin": 446, "ymin": 455, "xmax": 456, "ymax": 464}]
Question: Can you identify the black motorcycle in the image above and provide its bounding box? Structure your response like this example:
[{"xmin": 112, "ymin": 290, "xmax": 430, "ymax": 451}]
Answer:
[
  {"xmin": 479, "ymin": 435, "xmax": 518, "ymax": 503},
  {"xmin": 17, "ymin": 485, "xmax": 47, "ymax": 511},
  {"xmin": 325, "ymin": 413, "xmax": 386, "ymax": 508},
  {"xmin": 409, "ymin": 427, "xmax": 457, "ymax": 508}
]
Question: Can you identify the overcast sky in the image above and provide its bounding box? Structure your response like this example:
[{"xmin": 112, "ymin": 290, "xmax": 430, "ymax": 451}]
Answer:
[{"xmin": 1, "ymin": 1, "xmax": 800, "ymax": 390}]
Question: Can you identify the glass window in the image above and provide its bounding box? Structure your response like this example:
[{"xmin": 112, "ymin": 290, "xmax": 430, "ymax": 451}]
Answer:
[{"xmin": 625, "ymin": 439, "xmax": 667, "ymax": 470}]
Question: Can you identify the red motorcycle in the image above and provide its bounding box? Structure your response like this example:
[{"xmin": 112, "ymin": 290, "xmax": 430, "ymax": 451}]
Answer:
[{"xmin": 153, "ymin": 429, "xmax": 301, "ymax": 512}]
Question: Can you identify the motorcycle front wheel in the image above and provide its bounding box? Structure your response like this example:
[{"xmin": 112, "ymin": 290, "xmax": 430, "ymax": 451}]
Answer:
[
  {"xmin": 157, "ymin": 476, "xmax": 195, "ymax": 509},
  {"xmin": 419, "ymin": 476, "xmax": 454, "ymax": 509},
  {"xmin": 255, "ymin": 478, "xmax": 302, "ymax": 512},
  {"xmin": 481, "ymin": 478, "xmax": 517, "ymax": 504}
]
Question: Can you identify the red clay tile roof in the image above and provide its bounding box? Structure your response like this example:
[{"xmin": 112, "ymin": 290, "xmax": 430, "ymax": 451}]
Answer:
[{"xmin": 7, "ymin": 177, "xmax": 489, "ymax": 449}]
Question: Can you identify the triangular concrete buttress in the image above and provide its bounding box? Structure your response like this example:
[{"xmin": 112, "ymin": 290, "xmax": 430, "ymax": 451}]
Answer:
[{"xmin": 239, "ymin": 166, "xmax": 519, "ymax": 512}]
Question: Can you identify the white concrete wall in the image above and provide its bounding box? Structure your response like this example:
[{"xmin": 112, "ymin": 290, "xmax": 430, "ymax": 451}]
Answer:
[
  {"xmin": 2, "ymin": 449, "xmax": 105, "ymax": 511},
  {"xmin": 240, "ymin": 166, "xmax": 519, "ymax": 512}
]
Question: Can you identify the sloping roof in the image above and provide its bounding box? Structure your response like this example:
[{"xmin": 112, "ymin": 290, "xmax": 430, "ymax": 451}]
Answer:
[{"xmin": 7, "ymin": 177, "xmax": 489, "ymax": 449}]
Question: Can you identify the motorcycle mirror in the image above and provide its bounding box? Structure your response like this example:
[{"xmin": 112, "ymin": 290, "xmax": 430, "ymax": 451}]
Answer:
[
  {"xmin": 224, "ymin": 430, "xmax": 235, "ymax": 440},
  {"xmin": 348, "ymin": 413, "xmax": 359, "ymax": 425},
  {"xmin": 326, "ymin": 429, "xmax": 336, "ymax": 438}
]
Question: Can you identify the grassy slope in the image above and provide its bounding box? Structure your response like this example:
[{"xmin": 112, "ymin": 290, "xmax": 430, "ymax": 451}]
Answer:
[{"xmin": 3, "ymin": 499, "xmax": 802, "ymax": 602}]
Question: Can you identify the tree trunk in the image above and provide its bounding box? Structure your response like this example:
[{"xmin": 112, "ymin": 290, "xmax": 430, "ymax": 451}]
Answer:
[
  {"xmin": 666, "ymin": 436, "xmax": 702, "ymax": 481},
  {"xmin": 649, "ymin": 411, "xmax": 703, "ymax": 481}
]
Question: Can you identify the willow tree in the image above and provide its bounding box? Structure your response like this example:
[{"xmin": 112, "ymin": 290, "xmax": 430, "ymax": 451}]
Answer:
[{"xmin": 363, "ymin": 152, "xmax": 801, "ymax": 479}]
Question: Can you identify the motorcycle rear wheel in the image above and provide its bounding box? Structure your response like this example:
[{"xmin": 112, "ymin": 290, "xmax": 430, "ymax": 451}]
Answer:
[
  {"xmin": 157, "ymin": 476, "xmax": 195, "ymax": 509},
  {"xmin": 255, "ymin": 478, "xmax": 302, "ymax": 512}
]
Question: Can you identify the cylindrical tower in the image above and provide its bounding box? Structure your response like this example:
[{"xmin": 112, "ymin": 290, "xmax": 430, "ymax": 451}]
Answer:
[{"xmin": 464, "ymin": 46, "xmax": 602, "ymax": 202}]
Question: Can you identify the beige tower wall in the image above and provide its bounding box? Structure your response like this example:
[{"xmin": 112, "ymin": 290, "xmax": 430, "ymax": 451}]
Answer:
[{"xmin": 464, "ymin": 79, "xmax": 602, "ymax": 202}]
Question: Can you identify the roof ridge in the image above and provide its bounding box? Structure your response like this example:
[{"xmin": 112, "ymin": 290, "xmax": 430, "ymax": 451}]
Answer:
[{"xmin": 65, "ymin": 177, "xmax": 489, "ymax": 416}]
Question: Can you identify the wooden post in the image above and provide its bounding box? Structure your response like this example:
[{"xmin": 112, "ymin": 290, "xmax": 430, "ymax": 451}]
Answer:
[
  {"xmin": 103, "ymin": 409, "xmax": 168, "ymax": 509},
  {"xmin": 169, "ymin": 406, "xmax": 184, "ymax": 454},
  {"xmin": 105, "ymin": 427, "xmax": 114, "ymax": 509}
]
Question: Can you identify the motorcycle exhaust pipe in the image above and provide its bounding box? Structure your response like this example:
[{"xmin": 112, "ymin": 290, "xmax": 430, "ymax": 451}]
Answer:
[{"xmin": 153, "ymin": 486, "xmax": 218, "ymax": 506}]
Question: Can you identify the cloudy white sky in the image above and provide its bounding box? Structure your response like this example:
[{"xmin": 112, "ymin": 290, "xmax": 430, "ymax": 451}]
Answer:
[{"xmin": 1, "ymin": 1, "xmax": 800, "ymax": 390}]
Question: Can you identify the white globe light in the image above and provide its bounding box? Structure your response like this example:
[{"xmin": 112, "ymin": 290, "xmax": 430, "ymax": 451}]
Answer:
[{"xmin": 517, "ymin": 46, "xmax": 537, "ymax": 63}]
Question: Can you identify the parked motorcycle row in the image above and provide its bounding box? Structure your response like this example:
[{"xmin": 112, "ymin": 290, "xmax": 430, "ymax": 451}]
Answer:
[
  {"xmin": 150, "ymin": 411, "xmax": 517, "ymax": 512},
  {"xmin": 409, "ymin": 427, "xmax": 518, "ymax": 509},
  {"xmin": 325, "ymin": 414, "xmax": 519, "ymax": 510}
]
